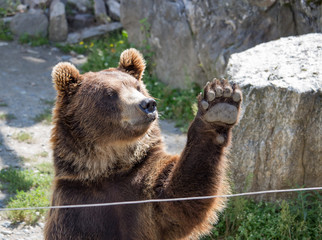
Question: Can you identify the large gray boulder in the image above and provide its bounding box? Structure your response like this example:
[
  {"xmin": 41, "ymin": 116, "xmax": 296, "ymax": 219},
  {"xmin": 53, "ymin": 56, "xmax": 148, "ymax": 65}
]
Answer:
[
  {"xmin": 226, "ymin": 33, "xmax": 322, "ymax": 200},
  {"xmin": 10, "ymin": 11, "xmax": 48, "ymax": 37},
  {"xmin": 49, "ymin": 0, "xmax": 68, "ymax": 42},
  {"xmin": 120, "ymin": 0, "xmax": 321, "ymax": 88}
]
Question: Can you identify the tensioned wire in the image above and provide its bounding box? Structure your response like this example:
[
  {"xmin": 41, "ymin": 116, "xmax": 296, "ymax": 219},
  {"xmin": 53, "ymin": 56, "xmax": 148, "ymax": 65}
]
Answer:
[{"xmin": 0, "ymin": 187, "xmax": 321, "ymax": 212}]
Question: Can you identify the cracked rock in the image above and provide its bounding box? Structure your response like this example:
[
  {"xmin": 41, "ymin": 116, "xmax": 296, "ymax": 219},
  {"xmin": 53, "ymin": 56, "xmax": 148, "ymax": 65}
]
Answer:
[{"xmin": 226, "ymin": 33, "xmax": 322, "ymax": 200}]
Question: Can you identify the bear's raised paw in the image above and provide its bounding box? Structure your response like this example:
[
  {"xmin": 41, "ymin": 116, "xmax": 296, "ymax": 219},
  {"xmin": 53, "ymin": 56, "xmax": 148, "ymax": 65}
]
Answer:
[{"xmin": 199, "ymin": 79, "xmax": 242, "ymax": 126}]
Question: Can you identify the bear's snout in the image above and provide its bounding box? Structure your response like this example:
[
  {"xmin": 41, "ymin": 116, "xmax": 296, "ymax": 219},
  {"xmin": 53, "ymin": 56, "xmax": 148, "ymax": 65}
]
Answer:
[{"xmin": 139, "ymin": 98, "xmax": 157, "ymax": 114}]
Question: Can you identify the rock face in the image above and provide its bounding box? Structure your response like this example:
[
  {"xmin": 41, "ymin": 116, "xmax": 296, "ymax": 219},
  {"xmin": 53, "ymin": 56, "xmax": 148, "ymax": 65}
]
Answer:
[
  {"xmin": 226, "ymin": 33, "xmax": 322, "ymax": 200},
  {"xmin": 94, "ymin": 0, "xmax": 108, "ymax": 23},
  {"xmin": 67, "ymin": 22, "xmax": 122, "ymax": 43},
  {"xmin": 10, "ymin": 11, "xmax": 48, "ymax": 37},
  {"xmin": 0, "ymin": 0, "xmax": 9, "ymax": 8},
  {"xmin": 68, "ymin": 13, "xmax": 95, "ymax": 31},
  {"xmin": 49, "ymin": 0, "xmax": 68, "ymax": 42},
  {"xmin": 120, "ymin": 0, "xmax": 322, "ymax": 88},
  {"xmin": 67, "ymin": 0, "xmax": 92, "ymax": 13},
  {"xmin": 106, "ymin": 0, "xmax": 120, "ymax": 21}
]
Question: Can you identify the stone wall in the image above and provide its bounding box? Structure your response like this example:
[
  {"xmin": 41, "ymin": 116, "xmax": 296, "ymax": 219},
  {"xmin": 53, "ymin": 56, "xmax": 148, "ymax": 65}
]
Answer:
[
  {"xmin": 4, "ymin": 0, "xmax": 122, "ymax": 42},
  {"xmin": 226, "ymin": 33, "xmax": 321, "ymax": 200},
  {"xmin": 120, "ymin": 0, "xmax": 322, "ymax": 88}
]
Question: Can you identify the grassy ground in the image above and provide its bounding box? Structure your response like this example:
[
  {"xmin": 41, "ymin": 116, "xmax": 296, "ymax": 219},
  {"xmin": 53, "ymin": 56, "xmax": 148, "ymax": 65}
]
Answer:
[
  {"xmin": 0, "ymin": 166, "xmax": 53, "ymax": 224},
  {"xmin": 1, "ymin": 165, "xmax": 321, "ymax": 238},
  {"xmin": 0, "ymin": 30, "xmax": 321, "ymax": 238},
  {"xmin": 202, "ymin": 192, "xmax": 322, "ymax": 239}
]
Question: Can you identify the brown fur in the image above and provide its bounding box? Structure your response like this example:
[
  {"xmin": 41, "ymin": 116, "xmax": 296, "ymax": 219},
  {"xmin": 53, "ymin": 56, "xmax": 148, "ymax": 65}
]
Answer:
[{"xmin": 44, "ymin": 49, "xmax": 242, "ymax": 240}]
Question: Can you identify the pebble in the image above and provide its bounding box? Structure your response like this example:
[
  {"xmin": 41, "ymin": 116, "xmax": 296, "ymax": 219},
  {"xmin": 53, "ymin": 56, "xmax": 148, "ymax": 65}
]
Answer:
[
  {"xmin": 1, "ymin": 230, "xmax": 12, "ymax": 235},
  {"xmin": 61, "ymin": 55, "xmax": 71, "ymax": 61},
  {"xmin": 1, "ymin": 221, "xmax": 11, "ymax": 228},
  {"xmin": 37, "ymin": 223, "xmax": 44, "ymax": 228}
]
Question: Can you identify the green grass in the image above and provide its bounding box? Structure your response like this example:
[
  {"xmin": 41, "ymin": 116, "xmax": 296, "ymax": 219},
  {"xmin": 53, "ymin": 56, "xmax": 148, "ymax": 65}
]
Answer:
[
  {"xmin": 202, "ymin": 191, "xmax": 322, "ymax": 239},
  {"xmin": 0, "ymin": 20, "xmax": 13, "ymax": 41},
  {"xmin": 40, "ymin": 99, "xmax": 55, "ymax": 106},
  {"xmin": 19, "ymin": 33, "xmax": 49, "ymax": 47},
  {"xmin": 0, "ymin": 168, "xmax": 35, "ymax": 194},
  {"xmin": 0, "ymin": 166, "xmax": 53, "ymax": 224},
  {"xmin": 33, "ymin": 108, "xmax": 52, "ymax": 125},
  {"xmin": 0, "ymin": 102, "xmax": 8, "ymax": 107},
  {"xmin": 36, "ymin": 162, "xmax": 54, "ymax": 175},
  {"xmin": 56, "ymin": 30, "xmax": 200, "ymax": 131},
  {"xmin": 7, "ymin": 186, "xmax": 51, "ymax": 224},
  {"xmin": 0, "ymin": 113, "xmax": 16, "ymax": 121},
  {"xmin": 33, "ymin": 100, "xmax": 55, "ymax": 124},
  {"xmin": 12, "ymin": 131, "xmax": 33, "ymax": 143},
  {"xmin": 37, "ymin": 151, "xmax": 49, "ymax": 158}
]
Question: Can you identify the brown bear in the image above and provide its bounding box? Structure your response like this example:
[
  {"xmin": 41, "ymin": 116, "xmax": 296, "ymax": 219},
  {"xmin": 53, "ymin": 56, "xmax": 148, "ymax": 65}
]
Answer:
[{"xmin": 44, "ymin": 48, "xmax": 242, "ymax": 240}]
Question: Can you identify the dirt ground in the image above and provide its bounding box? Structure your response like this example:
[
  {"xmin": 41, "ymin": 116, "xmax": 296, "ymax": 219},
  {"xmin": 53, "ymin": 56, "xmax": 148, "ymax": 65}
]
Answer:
[{"xmin": 0, "ymin": 40, "xmax": 186, "ymax": 239}]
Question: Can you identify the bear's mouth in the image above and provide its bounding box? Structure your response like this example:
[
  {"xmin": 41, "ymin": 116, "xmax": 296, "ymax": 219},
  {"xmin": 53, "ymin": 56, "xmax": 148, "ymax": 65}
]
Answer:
[
  {"xmin": 122, "ymin": 111, "xmax": 157, "ymax": 128},
  {"xmin": 137, "ymin": 112, "xmax": 157, "ymax": 125}
]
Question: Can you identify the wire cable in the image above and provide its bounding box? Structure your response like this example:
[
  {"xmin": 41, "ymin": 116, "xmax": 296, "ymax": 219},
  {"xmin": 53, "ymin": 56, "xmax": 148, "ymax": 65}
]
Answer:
[{"xmin": 0, "ymin": 187, "xmax": 321, "ymax": 212}]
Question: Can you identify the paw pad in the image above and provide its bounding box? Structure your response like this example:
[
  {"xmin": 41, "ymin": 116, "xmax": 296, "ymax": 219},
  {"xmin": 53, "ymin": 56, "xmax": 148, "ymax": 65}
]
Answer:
[
  {"xmin": 204, "ymin": 103, "xmax": 238, "ymax": 124},
  {"xmin": 215, "ymin": 86, "xmax": 223, "ymax": 97},
  {"xmin": 201, "ymin": 100, "xmax": 209, "ymax": 110},
  {"xmin": 232, "ymin": 90, "xmax": 242, "ymax": 102},
  {"xmin": 207, "ymin": 90, "xmax": 216, "ymax": 101},
  {"xmin": 200, "ymin": 79, "xmax": 241, "ymax": 125},
  {"xmin": 223, "ymin": 86, "xmax": 232, "ymax": 97},
  {"xmin": 216, "ymin": 135, "xmax": 225, "ymax": 144}
]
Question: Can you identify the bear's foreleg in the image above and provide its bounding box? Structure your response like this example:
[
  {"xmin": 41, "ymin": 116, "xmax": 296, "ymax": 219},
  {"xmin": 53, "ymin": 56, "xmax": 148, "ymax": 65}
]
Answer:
[{"xmin": 155, "ymin": 79, "xmax": 242, "ymax": 239}]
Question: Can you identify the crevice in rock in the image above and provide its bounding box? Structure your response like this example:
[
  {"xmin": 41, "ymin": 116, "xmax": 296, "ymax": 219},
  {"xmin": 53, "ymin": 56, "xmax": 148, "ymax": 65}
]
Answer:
[
  {"xmin": 181, "ymin": 0, "xmax": 208, "ymax": 82},
  {"xmin": 289, "ymin": 4, "xmax": 299, "ymax": 35},
  {"xmin": 300, "ymin": 135, "xmax": 307, "ymax": 186},
  {"xmin": 300, "ymin": 93, "xmax": 318, "ymax": 186}
]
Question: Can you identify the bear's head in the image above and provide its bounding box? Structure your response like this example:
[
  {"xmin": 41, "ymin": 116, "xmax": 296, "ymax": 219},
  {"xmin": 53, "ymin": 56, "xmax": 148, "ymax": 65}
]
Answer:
[{"xmin": 51, "ymin": 48, "xmax": 158, "ymax": 145}]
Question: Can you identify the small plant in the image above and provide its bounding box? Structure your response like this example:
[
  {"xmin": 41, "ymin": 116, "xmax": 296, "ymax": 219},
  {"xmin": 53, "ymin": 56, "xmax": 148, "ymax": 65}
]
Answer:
[
  {"xmin": 202, "ymin": 191, "xmax": 322, "ymax": 239},
  {"xmin": 0, "ymin": 113, "xmax": 16, "ymax": 121},
  {"xmin": 37, "ymin": 151, "xmax": 49, "ymax": 158},
  {"xmin": 19, "ymin": 156, "xmax": 34, "ymax": 163},
  {"xmin": 19, "ymin": 33, "xmax": 49, "ymax": 46},
  {"xmin": 0, "ymin": 20, "xmax": 13, "ymax": 41},
  {"xmin": 55, "ymin": 42, "xmax": 88, "ymax": 55},
  {"xmin": 306, "ymin": 0, "xmax": 322, "ymax": 5},
  {"xmin": 7, "ymin": 187, "xmax": 50, "ymax": 224},
  {"xmin": 0, "ymin": 168, "xmax": 35, "ymax": 194},
  {"xmin": 41, "ymin": 99, "xmax": 55, "ymax": 106},
  {"xmin": 12, "ymin": 131, "xmax": 33, "ymax": 143},
  {"xmin": 36, "ymin": 162, "xmax": 54, "ymax": 175},
  {"xmin": 33, "ymin": 108, "xmax": 52, "ymax": 124},
  {"xmin": 0, "ymin": 166, "xmax": 54, "ymax": 224}
]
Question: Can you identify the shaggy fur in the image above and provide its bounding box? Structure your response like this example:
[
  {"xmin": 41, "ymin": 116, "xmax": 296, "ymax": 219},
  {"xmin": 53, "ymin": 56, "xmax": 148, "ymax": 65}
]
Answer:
[{"xmin": 44, "ymin": 48, "xmax": 242, "ymax": 240}]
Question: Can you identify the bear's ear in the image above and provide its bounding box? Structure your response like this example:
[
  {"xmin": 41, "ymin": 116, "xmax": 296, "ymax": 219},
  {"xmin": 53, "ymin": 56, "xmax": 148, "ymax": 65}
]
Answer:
[
  {"xmin": 52, "ymin": 62, "xmax": 82, "ymax": 95},
  {"xmin": 118, "ymin": 48, "xmax": 146, "ymax": 81}
]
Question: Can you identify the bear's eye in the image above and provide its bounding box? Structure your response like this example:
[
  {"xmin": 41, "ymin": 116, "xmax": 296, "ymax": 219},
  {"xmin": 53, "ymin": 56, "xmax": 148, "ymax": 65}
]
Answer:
[{"xmin": 136, "ymin": 85, "xmax": 141, "ymax": 91}]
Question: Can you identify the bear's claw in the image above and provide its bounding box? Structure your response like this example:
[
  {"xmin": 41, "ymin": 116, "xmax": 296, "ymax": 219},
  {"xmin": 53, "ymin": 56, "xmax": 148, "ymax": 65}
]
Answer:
[{"xmin": 199, "ymin": 79, "xmax": 242, "ymax": 126}]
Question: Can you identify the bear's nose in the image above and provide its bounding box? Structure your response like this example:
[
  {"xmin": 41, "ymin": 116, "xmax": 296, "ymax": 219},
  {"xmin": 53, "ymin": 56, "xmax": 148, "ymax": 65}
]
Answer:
[{"xmin": 139, "ymin": 98, "xmax": 157, "ymax": 113}]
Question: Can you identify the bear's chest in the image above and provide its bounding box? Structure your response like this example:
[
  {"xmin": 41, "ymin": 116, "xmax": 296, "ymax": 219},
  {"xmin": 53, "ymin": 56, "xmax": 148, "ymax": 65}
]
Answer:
[{"xmin": 54, "ymin": 178, "xmax": 152, "ymax": 239}]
